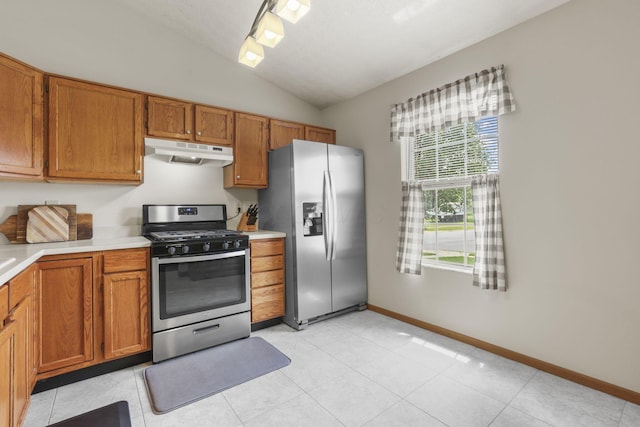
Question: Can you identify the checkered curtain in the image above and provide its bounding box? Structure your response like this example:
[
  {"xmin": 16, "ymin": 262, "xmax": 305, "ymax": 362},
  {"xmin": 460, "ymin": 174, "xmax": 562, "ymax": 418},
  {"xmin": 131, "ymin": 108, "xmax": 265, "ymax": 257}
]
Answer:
[
  {"xmin": 396, "ymin": 181, "xmax": 425, "ymax": 274},
  {"xmin": 471, "ymin": 174, "xmax": 506, "ymax": 291},
  {"xmin": 390, "ymin": 65, "xmax": 515, "ymax": 143}
]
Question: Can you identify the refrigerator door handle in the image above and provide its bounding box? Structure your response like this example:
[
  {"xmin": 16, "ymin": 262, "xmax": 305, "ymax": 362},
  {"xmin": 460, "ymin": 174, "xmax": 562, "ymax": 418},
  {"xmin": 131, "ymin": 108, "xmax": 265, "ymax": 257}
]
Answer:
[
  {"xmin": 328, "ymin": 170, "xmax": 338, "ymax": 261},
  {"xmin": 323, "ymin": 170, "xmax": 333, "ymax": 261}
]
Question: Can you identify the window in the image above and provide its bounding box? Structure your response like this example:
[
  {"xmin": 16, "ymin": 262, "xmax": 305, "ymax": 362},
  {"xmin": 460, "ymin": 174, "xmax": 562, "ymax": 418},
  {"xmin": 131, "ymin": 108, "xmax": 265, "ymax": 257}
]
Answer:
[{"xmin": 402, "ymin": 116, "xmax": 498, "ymax": 268}]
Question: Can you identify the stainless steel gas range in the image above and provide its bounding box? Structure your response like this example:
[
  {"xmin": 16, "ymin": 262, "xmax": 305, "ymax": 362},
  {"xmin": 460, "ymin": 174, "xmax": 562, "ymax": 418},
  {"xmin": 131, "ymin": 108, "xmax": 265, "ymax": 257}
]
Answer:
[{"xmin": 142, "ymin": 204, "xmax": 250, "ymax": 363}]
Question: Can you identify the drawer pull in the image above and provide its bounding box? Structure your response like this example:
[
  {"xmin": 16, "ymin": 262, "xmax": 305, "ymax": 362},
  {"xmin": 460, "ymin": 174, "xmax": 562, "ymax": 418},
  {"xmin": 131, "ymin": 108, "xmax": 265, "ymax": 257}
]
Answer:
[{"xmin": 192, "ymin": 324, "xmax": 220, "ymax": 335}]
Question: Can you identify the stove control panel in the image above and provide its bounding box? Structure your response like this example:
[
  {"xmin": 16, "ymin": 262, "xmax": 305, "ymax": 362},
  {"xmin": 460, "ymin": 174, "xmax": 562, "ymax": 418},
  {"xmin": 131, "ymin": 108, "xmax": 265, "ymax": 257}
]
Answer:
[{"xmin": 151, "ymin": 236, "xmax": 249, "ymax": 257}]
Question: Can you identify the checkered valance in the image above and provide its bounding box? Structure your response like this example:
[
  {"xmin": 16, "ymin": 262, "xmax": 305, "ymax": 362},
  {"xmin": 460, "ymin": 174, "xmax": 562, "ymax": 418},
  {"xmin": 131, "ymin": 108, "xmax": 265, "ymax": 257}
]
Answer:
[{"xmin": 390, "ymin": 65, "xmax": 515, "ymax": 143}]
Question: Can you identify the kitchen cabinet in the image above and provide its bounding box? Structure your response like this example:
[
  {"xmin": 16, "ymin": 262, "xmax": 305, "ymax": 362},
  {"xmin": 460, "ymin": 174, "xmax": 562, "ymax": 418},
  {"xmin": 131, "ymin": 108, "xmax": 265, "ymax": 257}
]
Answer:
[
  {"xmin": 102, "ymin": 248, "xmax": 150, "ymax": 360},
  {"xmin": 37, "ymin": 256, "xmax": 93, "ymax": 375},
  {"xmin": 0, "ymin": 264, "xmax": 38, "ymax": 427},
  {"xmin": 224, "ymin": 112, "xmax": 269, "ymax": 188},
  {"xmin": 8, "ymin": 264, "xmax": 37, "ymax": 427},
  {"xmin": 269, "ymin": 119, "xmax": 304, "ymax": 150},
  {"xmin": 0, "ymin": 319, "xmax": 15, "ymax": 427},
  {"xmin": 146, "ymin": 96, "xmax": 234, "ymax": 146},
  {"xmin": 250, "ymin": 238, "xmax": 285, "ymax": 323},
  {"xmin": 146, "ymin": 96, "xmax": 193, "ymax": 141},
  {"xmin": 0, "ymin": 52, "xmax": 44, "ymax": 180},
  {"xmin": 269, "ymin": 119, "xmax": 336, "ymax": 149},
  {"xmin": 47, "ymin": 76, "xmax": 144, "ymax": 184},
  {"xmin": 36, "ymin": 248, "xmax": 150, "ymax": 379},
  {"xmin": 305, "ymin": 125, "xmax": 336, "ymax": 145}
]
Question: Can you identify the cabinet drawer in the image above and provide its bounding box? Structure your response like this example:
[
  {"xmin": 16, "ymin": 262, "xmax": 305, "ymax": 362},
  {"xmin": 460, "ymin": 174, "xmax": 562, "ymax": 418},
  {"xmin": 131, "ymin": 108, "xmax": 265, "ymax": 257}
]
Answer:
[
  {"xmin": 251, "ymin": 269, "xmax": 284, "ymax": 289},
  {"xmin": 250, "ymin": 239, "xmax": 284, "ymax": 257},
  {"xmin": 103, "ymin": 248, "xmax": 148, "ymax": 273},
  {"xmin": 251, "ymin": 255, "xmax": 284, "ymax": 273},
  {"xmin": 251, "ymin": 284, "xmax": 284, "ymax": 323},
  {"xmin": 0, "ymin": 285, "xmax": 7, "ymax": 320},
  {"xmin": 8, "ymin": 266, "xmax": 34, "ymax": 309}
]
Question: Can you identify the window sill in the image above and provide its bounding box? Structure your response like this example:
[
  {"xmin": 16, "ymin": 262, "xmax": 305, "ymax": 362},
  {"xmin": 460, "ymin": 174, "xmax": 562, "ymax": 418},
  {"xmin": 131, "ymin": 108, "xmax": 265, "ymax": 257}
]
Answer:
[{"xmin": 421, "ymin": 261, "xmax": 473, "ymax": 274}]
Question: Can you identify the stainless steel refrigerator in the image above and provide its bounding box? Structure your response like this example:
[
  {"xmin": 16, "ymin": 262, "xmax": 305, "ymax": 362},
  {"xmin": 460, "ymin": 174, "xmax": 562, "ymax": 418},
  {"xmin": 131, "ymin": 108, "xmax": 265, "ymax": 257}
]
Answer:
[{"xmin": 258, "ymin": 140, "xmax": 367, "ymax": 330}]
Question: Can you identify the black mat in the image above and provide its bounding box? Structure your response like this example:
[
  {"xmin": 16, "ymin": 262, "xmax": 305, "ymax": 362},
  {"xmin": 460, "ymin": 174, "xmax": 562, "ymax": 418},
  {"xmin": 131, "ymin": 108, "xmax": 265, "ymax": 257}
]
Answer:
[
  {"xmin": 143, "ymin": 337, "xmax": 291, "ymax": 414},
  {"xmin": 48, "ymin": 401, "xmax": 131, "ymax": 427}
]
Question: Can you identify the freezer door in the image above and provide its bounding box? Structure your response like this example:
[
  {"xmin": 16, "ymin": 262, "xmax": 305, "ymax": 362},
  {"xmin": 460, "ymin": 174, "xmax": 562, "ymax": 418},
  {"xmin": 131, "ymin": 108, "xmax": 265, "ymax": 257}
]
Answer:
[
  {"xmin": 328, "ymin": 145, "xmax": 367, "ymax": 311},
  {"xmin": 292, "ymin": 141, "xmax": 333, "ymax": 321}
]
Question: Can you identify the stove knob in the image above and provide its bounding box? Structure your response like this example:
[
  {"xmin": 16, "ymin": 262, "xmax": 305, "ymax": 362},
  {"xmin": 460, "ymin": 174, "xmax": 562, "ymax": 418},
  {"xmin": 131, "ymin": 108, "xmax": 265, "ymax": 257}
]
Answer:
[
  {"xmin": 167, "ymin": 246, "xmax": 176, "ymax": 255},
  {"xmin": 222, "ymin": 241, "xmax": 230, "ymax": 250},
  {"xmin": 202, "ymin": 242, "xmax": 211, "ymax": 252},
  {"xmin": 234, "ymin": 240, "xmax": 242, "ymax": 249},
  {"xmin": 182, "ymin": 245, "xmax": 190, "ymax": 254}
]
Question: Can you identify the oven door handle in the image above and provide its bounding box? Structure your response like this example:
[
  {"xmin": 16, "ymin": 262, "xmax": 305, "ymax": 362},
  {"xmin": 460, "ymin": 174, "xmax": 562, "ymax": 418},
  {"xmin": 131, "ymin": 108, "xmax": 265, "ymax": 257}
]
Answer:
[
  {"xmin": 192, "ymin": 324, "xmax": 220, "ymax": 335},
  {"xmin": 153, "ymin": 249, "xmax": 247, "ymax": 264}
]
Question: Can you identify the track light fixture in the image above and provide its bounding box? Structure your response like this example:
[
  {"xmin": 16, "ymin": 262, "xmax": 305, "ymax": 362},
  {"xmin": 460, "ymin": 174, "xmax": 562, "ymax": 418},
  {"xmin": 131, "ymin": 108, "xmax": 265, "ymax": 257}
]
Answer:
[{"xmin": 238, "ymin": 0, "xmax": 311, "ymax": 68}]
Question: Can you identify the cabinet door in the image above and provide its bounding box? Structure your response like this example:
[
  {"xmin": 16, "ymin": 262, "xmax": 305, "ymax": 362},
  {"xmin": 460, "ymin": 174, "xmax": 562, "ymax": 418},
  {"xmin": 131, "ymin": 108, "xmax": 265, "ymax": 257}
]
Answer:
[
  {"xmin": 37, "ymin": 258, "xmax": 93, "ymax": 373},
  {"xmin": 47, "ymin": 77, "xmax": 143, "ymax": 183},
  {"xmin": 147, "ymin": 96, "xmax": 193, "ymax": 140},
  {"xmin": 194, "ymin": 105, "xmax": 234, "ymax": 146},
  {"xmin": 305, "ymin": 126, "xmax": 336, "ymax": 144},
  {"xmin": 103, "ymin": 271, "xmax": 149, "ymax": 360},
  {"xmin": 269, "ymin": 119, "xmax": 304, "ymax": 150},
  {"xmin": 224, "ymin": 113, "xmax": 269, "ymax": 188},
  {"xmin": 9, "ymin": 264, "xmax": 37, "ymax": 389},
  {"xmin": 9, "ymin": 297, "xmax": 30, "ymax": 427},
  {"xmin": 0, "ymin": 53, "xmax": 43, "ymax": 179},
  {"xmin": 0, "ymin": 321, "xmax": 15, "ymax": 427}
]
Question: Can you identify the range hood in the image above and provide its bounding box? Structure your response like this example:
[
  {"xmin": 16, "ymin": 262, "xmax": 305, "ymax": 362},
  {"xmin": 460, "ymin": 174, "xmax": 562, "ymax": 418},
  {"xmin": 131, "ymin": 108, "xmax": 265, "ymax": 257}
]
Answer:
[{"xmin": 144, "ymin": 138, "xmax": 233, "ymax": 167}]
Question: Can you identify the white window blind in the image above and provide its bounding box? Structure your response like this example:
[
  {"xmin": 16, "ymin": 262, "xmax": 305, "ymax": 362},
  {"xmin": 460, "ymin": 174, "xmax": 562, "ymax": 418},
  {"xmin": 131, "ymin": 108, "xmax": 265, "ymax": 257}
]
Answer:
[{"xmin": 409, "ymin": 116, "xmax": 498, "ymax": 184}]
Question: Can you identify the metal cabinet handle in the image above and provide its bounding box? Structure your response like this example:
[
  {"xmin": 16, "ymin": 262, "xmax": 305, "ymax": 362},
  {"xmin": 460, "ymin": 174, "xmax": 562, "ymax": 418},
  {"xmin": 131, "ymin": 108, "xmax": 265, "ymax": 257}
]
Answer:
[
  {"xmin": 186, "ymin": 129, "xmax": 192, "ymax": 134},
  {"xmin": 197, "ymin": 131, "xmax": 202, "ymax": 136},
  {"xmin": 192, "ymin": 324, "xmax": 220, "ymax": 335}
]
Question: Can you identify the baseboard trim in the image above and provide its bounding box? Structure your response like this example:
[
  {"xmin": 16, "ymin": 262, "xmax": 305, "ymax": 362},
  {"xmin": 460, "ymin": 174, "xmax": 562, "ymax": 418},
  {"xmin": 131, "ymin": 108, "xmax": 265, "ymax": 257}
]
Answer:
[{"xmin": 367, "ymin": 304, "xmax": 640, "ymax": 405}]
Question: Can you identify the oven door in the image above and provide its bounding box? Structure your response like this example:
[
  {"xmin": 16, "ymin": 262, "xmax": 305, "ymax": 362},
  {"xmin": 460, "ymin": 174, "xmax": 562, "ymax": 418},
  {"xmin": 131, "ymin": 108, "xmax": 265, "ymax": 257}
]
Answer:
[{"xmin": 151, "ymin": 249, "xmax": 250, "ymax": 332}]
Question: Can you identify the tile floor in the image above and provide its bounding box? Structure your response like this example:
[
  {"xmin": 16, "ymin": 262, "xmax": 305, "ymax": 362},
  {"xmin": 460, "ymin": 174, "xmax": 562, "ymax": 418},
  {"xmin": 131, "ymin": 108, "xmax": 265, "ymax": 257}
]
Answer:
[{"xmin": 24, "ymin": 310, "xmax": 640, "ymax": 427}]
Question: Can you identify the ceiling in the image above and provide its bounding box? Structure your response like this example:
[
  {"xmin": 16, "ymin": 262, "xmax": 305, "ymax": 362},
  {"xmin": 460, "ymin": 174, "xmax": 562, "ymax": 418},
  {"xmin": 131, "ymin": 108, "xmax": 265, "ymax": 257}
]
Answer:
[{"xmin": 113, "ymin": 0, "xmax": 569, "ymax": 109}]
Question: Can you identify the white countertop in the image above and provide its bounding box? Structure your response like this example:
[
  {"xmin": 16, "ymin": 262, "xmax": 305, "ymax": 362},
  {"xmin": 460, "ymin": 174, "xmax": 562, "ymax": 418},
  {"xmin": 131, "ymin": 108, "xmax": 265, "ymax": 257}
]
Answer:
[
  {"xmin": 244, "ymin": 230, "xmax": 286, "ymax": 240},
  {"xmin": 0, "ymin": 230, "xmax": 285, "ymax": 285},
  {"xmin": 0, "ymin": 236, "xmax": 150, "ymax": 285}
]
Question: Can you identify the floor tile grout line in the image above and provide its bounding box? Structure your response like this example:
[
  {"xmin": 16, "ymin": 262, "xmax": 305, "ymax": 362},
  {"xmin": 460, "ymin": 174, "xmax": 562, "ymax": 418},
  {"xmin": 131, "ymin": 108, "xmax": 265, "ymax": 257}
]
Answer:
[
  {"xmin": 46, "ymin": 387, "xmax": 58, "ymax": 426},
  {"xmin": 131, "ymin": 365, "xmax": 149, "ymax": 427}
]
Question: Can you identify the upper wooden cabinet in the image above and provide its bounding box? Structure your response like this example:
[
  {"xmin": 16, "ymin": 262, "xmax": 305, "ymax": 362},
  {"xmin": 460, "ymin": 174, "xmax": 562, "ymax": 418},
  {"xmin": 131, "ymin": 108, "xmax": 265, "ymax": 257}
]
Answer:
[
  {"xmin": 269, "ymin": 119, "xmax": 304, "ymax": 150},
  {"xmin": 194, "ymin": 105, "xmax": 234, "ymax": 146},
  {"xmin": 269, "ymin": 119, "xmax": 336, "ymax": 150},
  {"xmin": 224, "ymin": 112, "xmax": 269, "ymax": 188},
  {"xmin": 146, "ymin": 96, "xmax": 234, "ymax": 147},
  {"xmin": 47, "ymin": 77, "xmax": 144, "ymax": 184},
  {"xmin": 0, "ymin": 53, "xmax": 44, "ymax": 180},
  {"xmin": 305, "ymin": 125, "xmax": 336, "ymax": 145},
  {"xmin": 146, "ymin": 96, "xmax": 193, "ymax": 140}
]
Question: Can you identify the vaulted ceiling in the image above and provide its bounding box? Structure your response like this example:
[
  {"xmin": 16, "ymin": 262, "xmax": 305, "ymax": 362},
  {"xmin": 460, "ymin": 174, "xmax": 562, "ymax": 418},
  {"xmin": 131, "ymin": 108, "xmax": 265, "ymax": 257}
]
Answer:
[{"xmin": 113, "ymin": 0, "xmax": 569, "ymax": 109}]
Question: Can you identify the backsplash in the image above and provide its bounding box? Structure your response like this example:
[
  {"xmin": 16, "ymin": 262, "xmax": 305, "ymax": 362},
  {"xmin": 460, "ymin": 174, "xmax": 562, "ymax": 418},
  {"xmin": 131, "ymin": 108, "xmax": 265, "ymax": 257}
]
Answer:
[{"xmin": 0, "ymin": 157, "xmax": 257, "ymax": 244}]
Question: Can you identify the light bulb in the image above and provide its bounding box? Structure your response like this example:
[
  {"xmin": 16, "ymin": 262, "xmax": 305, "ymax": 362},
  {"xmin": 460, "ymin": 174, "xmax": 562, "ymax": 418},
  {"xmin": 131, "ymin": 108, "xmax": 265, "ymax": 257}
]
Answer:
[
  {"xmin": 246, "ymin": 51, "xmax": 257, "ymax": 61},
  {"xmin": 264, "ymin": 30, "xmax": 276, "ymax": 40},
  {"xmin": 288, "ymin": 0, "xmax": 300, "ymax": 11}
]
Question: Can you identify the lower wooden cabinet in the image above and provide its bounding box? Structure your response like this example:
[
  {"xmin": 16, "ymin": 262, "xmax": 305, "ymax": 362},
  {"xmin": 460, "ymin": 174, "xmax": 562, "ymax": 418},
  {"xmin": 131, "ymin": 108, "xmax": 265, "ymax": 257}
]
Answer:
[
  {"xmin": 250, "ymin": 238, "xmax": 285, "ymax": 323},
  {"xmin": 36, "ymin": 248, "xmax": 150, "ymax": 380},
  {"xmin": 0, "ymin": 319, "xmax": 15, "ymax": 427},
  {"xmin": 102, "ymin": 249, "xmax": 150, "ymax": 360},
  {"xmin": 1, "ymin": 263, "xmax": 37, "ymax": 427},
  {"xmin": 37, "ymin": 256, "xmax": 93, "ymax": 374}
]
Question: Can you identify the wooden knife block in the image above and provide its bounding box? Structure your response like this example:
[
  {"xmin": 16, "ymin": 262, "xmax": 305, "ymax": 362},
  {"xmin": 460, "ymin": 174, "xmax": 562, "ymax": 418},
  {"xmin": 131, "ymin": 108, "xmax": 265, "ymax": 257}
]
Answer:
[{"xmin": 236, "ymin": 213, "xmax": 257, "ymax": 232}]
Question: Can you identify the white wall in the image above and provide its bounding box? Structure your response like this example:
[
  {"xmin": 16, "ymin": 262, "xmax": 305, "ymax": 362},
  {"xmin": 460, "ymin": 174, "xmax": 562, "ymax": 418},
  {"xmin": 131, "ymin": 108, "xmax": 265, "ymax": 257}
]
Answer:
[
  {"xmin": 0, "ymin": 0, "xmax": 323, "ymax": 238},
  {"xmin": 322, "ymin": 0, "xmax": 640, "ymax": 393}
]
